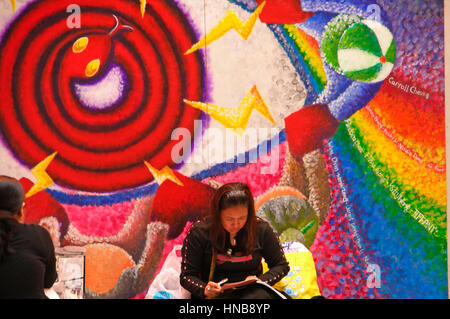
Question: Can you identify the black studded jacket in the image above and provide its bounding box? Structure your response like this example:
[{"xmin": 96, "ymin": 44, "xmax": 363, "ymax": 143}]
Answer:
[{"xmin": 180, "ymin": 218, "xmax": 289, "ymax": 298}]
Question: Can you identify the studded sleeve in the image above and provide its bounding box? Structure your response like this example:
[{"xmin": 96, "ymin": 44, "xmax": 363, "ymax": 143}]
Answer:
[
  {"xmin": 179, "ymin": 222, "xmax": 208, "ymax": 298},
  {"xmin": 258, "ymin": 222, "xmax": 290, "ymax": 285}
]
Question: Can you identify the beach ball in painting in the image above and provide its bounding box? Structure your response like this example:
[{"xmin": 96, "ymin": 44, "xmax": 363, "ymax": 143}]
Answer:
[{"xmin": 322, "ymin": 14, "xmax": 396, "ymax": 83}]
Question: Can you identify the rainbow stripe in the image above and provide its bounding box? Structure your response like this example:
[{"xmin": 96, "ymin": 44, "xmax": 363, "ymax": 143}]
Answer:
[
  {"xmin": 280, "ymin": 24, "xmax": 327, "ymax": 93},
  {"xmin": 329, "ymin": 120, "xmax": 446, "ymax": 298}
]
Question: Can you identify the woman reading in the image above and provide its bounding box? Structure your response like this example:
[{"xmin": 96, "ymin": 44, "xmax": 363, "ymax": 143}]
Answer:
[{"xmin": 180, "ymin": 182, "xmax": 289, "ymax": 299}]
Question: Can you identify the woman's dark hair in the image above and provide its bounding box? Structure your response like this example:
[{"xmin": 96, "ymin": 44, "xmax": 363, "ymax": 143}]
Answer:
[
  {"xmin": 0, "ymin": 176, "xmax": 24, "ymax": 261},
  {"xmin": 209, "ymin": 182, "xmax": 257, "ymax": 254}
]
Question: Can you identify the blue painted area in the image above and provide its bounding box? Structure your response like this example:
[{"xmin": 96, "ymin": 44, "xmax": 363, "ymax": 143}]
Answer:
[
  {"xmin": 295, "ymin": 11, "xmax": 338, "ymax": 45},
  {"xmin": 301, "ymin": 0, "xmax": 390, "ymax": 27},
  {"xmin": 329, "ymin": 81, "xmax": 382, "ymax": 120},
  {"xmin": 153, "ymin": 291, "xmax": 172, "ymax": 299},
  {"xmin": 47, "ymin": 182, "xmax": 159, "ymax": 206}
]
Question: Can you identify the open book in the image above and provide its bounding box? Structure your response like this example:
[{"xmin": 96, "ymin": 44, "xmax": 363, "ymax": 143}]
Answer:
[
  {"xmin": 221, "ymin": 278, "xmax": 257, "ymax": 290},
  {"xmin": 221, "ymin": 279, "xmax": 287, "ymax": 299}
]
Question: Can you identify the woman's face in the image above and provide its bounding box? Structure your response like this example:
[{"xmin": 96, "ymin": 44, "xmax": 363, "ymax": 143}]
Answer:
[{"xmin": 220, "ymin": 205, "xmax": 248, "ymax": 237}]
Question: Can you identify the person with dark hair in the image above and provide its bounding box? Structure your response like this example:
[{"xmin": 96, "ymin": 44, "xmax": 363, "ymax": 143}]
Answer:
[
  {"xmin": 180, "ymin": 182, "xmax": 290, "ymax": 299},
  {"xmin": 0, "ymin": 176, "xmax": 57, "ymax": 299}
]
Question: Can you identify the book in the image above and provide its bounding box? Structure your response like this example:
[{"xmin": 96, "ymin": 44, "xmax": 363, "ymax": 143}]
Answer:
[
  {"xmin": 221, "ymin": 278, "xmax": 257, "ymax": 290},
  {"xmin": 255, "ymin": 280, "xmax": 287, "ymax": 299},
  {"xmin": 220, "ymin": 279, "xmax": 287, "ymax": 299}
]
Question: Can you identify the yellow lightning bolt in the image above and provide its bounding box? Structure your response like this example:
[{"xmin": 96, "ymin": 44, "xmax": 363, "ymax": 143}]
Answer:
[
  {"xmin": 139, "ymin": 0, "xmax": 147, "ymax": 18},
  {"xmin": 184, "ymin": 85, "xmax": 276, "ymax": 136},
  {"xmin": 184, "ymin": 1, "xmax": 266, "ymax": 55},
  {"xmin": 25, "ymin": 152, "xmax": 58, "ymax": 198},
  {"xmin": 144, "ymin": 161, "xmax": 184, "ymax": 187},
  {"xmin": 10, "ymin": 0, "xmax": 15, "ymax": 12}
]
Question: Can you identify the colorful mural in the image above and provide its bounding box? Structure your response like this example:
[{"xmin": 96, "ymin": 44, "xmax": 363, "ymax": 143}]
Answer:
[{"xmin": 0, "ymin": 0, "xmax": 446, "ymax": 298}]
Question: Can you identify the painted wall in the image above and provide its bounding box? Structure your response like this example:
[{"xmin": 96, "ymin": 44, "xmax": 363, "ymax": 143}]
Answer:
[{"xmin": 0, "ymin": 0, "xmax": 446, "ymax": 298}]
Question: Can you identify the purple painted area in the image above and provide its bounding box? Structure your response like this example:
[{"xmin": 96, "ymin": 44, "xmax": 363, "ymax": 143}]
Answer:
[
  {"xmin": 380, "ymin": 0, "xmax": 444, "ymax": 93},
  {"xmin": 74, "ymin": 63, "xmax": 128, "ymax": 111}
]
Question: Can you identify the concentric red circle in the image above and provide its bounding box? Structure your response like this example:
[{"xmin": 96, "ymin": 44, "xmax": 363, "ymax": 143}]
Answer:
[{"xmin": 0, "ymin": 0, "xmax": 204, "ymax": 192}]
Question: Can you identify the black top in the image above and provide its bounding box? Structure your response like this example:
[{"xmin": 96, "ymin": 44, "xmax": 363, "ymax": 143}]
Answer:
[
  {"xmin": 180, "ymin": 218, "xmax": 290, "ymax": 298},
  {"xmin": 0, "ymin": 223, "xmax": 57, "ymax": 299}
]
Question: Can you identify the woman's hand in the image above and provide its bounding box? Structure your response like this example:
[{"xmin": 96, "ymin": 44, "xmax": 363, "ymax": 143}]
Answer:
[{"xmin": 204, "ymin": 281, "xmax": 223, "ymax": 298}]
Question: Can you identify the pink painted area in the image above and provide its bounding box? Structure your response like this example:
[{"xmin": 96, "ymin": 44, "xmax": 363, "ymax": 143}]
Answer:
[
  {"xmin": 202, "ymin": 141, "xmax": 286, "ymax": 198},
  {"xmin": 62, "ymin": 200, "xmax": 134, "ymax": 237}
]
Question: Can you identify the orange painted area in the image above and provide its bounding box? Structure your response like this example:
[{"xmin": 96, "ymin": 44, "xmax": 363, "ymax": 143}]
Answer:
[
  {"xmin": 85, "ymin": 243, "xmax": 135, "ymax": 294},
  {"xmin": 255, "ymin": 186, "xmax": 306, "ymax": 211},
  {"xmin": 369, "ymin": 85, "xmax": 445, "ymax": 149}
]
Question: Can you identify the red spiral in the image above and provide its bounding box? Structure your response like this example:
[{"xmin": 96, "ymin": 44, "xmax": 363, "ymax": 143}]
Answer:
[{"xmin": 0, "ymin": 0, "xmax": 204, "ymax": 192}]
